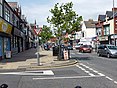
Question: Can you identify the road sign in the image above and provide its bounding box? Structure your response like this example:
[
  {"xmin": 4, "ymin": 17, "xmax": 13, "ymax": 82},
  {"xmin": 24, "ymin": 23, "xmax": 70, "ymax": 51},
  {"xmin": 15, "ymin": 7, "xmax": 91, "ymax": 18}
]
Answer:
[{"xmin": 34, "ymin": 27, "xmax": 42, "ymax": 35}]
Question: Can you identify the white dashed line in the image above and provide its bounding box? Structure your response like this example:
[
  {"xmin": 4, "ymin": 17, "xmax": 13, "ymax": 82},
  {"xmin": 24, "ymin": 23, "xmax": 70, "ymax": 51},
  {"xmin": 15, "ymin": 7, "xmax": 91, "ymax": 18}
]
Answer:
[
  {"xmin": 92, "ymin": 70, "xmax": 98, "ymax": 73},
  {"xmin": 76, "ymin": 63, "xmax": 117, "ymax": 85},
  {"xmin": 97, "ymin": 73, "xmax": 105, "ymax": 76},
  {"xmin": 114, "ymin": 81, "xmax": 117, "ymax": 84},
  {"xmin": 106, "ymin": 76, "xmax": 114, "ymax": 81}
]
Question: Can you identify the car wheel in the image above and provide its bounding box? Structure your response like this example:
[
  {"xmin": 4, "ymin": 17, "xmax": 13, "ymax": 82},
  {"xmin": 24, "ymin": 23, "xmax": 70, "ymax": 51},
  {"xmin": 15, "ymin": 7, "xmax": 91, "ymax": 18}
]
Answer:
[{"xmin": 107, "ymin": 53, "xmax": 110, "ymax": 58}]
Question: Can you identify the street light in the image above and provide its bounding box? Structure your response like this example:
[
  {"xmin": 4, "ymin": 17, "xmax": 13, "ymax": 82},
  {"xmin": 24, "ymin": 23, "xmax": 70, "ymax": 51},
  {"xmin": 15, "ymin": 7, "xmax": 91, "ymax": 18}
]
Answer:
[{"xmin": 113, "ymin": 0, "xmax": 116, "ymax": 45}]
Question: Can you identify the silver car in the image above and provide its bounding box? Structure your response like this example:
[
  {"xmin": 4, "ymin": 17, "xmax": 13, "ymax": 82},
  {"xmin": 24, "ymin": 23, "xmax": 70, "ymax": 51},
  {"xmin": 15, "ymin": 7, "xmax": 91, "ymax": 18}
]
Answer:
[{"xmin": 97, "ymin": 44, "xmax": 117, "ymax": 58}]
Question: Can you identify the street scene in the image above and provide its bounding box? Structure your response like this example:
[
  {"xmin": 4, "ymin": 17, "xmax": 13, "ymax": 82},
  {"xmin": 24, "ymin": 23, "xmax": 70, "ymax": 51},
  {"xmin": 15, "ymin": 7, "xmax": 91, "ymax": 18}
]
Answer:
[{"xmin": 0, "ymin": 0, "xmax": 117, "ymax": 88}]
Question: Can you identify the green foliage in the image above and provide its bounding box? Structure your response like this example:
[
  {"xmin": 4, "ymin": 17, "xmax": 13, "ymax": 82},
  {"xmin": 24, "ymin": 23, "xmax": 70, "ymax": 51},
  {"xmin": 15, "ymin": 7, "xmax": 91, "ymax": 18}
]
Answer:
[
  {"xmin": 47, "ymin": 2, "xmax": 83, "ymax": 37},
  {"xmin": 40, "ymin": 25, "xmax": 53, "ymax": 43}
]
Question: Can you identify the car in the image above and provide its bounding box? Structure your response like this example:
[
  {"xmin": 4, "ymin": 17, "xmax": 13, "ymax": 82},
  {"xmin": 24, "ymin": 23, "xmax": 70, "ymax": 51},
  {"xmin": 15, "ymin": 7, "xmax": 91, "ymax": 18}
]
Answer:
[
  {"xmin": 79, "ymin": 45, "xmax": 92, "ymax": 53},
  {"xmin": 75, "ymin": 44, "xmax": 83, "ymax": 50},
  {"xmin": 67, "ymin": 45, "xmax": 73, "ymax": 50},
  {"xmin": 97, "ymin": 44, "xmax": 117, "ymax": 58}
]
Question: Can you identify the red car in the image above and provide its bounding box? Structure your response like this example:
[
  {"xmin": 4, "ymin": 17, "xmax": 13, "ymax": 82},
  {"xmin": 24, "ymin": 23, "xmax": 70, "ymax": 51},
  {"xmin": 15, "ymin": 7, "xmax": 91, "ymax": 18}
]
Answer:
[{"xmin": 79, "ymin": 45, "xmax": 92, "ymax": 53}]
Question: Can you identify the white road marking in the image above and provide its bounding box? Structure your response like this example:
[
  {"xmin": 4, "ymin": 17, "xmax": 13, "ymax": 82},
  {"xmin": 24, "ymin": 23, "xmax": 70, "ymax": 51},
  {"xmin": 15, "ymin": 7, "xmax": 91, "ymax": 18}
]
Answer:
[
  {"xmin": 79, "ymin": 63, "xmax": 105, "ymax": 76},
  {"xmin": 0, "ymin": 70, "xmax": 54, "ymax": 76},
  {"xmin": 114, "ymin": 81, "xmax": 117, "ymax": 84},
  {"xmin": 97, "ymin": 73, "xmax": 105, "ymax": 76},
  {"xmin": 106, "ymin": 76, "xmax": 113, "ymax": 81},
  {"xmin": 76, "ymin": 65, "xmax": 95, "ymax": 77},
  {"xmin": 33, "ymin": 75, "xmax": 102, "ymax": 80}
]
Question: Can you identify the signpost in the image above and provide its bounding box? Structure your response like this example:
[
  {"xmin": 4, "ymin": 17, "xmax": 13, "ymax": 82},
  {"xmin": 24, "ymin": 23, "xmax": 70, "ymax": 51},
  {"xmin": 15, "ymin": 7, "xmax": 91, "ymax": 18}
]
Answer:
[{"xmin": 34, "ymin": 27, "xmax": 42, "ymax": 66}]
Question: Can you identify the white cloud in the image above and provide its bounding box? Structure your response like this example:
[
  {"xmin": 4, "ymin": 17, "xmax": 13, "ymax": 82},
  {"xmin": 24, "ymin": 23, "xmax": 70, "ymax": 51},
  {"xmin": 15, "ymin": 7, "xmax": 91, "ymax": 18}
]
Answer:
[{"xmin": 21, "ymin": 0, "xmax": 117, "ymax": 26}]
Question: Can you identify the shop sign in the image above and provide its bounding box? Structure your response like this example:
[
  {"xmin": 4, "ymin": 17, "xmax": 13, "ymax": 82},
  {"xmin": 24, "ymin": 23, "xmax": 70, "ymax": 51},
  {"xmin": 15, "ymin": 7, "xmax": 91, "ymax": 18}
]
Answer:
[
  {"xmin": 0, "ymin": 18, "xmax": 12, "ymax": 34},
  {"xmin": 98, "ymin": 36, "xmax": 108, "ymax": 41},
  {"xmin": 14, "ymin": 28, "xmax": 21, "ymax": 37}
]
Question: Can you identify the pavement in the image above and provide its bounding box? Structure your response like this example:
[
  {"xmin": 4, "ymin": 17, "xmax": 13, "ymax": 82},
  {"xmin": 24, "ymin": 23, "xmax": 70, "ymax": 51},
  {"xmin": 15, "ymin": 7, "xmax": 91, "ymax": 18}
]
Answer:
[{"xmin": 0, "ymin": 48, "xmax": 78, "ymax": 70}]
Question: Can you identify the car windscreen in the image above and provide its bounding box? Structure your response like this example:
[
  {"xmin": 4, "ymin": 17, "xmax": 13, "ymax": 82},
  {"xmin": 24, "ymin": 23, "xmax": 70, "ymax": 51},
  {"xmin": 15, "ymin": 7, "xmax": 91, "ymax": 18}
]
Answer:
[{"xmin": 107, "ymin": 45, "xmax": 117, "ymax": 50}]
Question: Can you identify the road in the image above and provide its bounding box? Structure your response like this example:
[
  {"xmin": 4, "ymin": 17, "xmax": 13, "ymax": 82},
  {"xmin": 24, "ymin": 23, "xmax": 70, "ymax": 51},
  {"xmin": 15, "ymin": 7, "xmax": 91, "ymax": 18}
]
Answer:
[{"xmin": 0, "ymin": 50, "xmax": 117, "ymax": 88}]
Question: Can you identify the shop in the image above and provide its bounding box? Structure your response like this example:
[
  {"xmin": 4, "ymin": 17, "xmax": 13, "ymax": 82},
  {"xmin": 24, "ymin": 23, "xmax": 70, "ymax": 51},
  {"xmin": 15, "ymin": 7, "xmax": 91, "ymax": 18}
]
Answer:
[
  {"xmin": 11, "ymin": 27, "xmax": 24, "ymax": 54},
  {"xmin": 109, "ymin": 34, "xmax": 117, "ymax": 46},
  {"xmin": 97, "ymin": 35, "xmax": 109, "ymax": 44},
  {"xmin": 0, "ymin": 18, "xmax": 12, "ymax": 60}
]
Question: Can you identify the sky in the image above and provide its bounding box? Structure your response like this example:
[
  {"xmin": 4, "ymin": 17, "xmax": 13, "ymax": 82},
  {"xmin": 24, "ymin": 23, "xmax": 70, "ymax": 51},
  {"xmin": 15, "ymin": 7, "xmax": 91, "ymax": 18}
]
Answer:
[{"xmin": 6, "ymin": 0, "xmax": 117, "ymax": 27}]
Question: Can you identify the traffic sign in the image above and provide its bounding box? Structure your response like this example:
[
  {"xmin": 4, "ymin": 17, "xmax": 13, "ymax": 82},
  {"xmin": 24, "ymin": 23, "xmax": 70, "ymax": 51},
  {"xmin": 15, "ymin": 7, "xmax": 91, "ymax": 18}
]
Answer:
[{"xmin": 34, "ymin": 27, "xmax": 42, "ymax": 35}]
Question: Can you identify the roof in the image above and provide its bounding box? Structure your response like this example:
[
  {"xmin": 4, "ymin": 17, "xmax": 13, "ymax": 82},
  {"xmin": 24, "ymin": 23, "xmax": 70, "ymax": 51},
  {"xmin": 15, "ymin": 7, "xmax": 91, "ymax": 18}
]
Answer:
[
  {"xmin": 84, "ymin": 19, "xmax": 98, "ymax": 28},
  {"xmin": 106, "ymin": 11, "xmax": 113, "ymax": 18},
  {"xmin": 98, "ymin": 15, "xmax": 106, "ymax": 21},
  {"xmin": 8, "ymin": 2, "xmax": 18, "ymax": 10}
]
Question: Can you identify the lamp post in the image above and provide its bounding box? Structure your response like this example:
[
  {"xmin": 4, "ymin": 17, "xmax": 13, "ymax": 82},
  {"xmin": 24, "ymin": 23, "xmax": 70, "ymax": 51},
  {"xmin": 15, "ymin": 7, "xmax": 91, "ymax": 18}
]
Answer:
[{"xmin": 113, "ymin": 0, "xmax": 116, "ymax": 45}]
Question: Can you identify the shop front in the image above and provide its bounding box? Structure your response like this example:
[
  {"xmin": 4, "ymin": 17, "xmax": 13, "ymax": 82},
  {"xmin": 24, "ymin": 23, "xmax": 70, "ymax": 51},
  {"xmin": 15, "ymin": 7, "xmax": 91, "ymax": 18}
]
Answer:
[
  {"xmin": 11, "ymin": 27, "xmax": 24, "ymax": 54},
  {"xmin": 0, "ymin": 18, "xmax": 12, "ymax": 60},
  {"xmin": 109, "ymin": 34, "xmax": 117, "ymax": 46},
  {"xmin": 97, "ymin": 35, "xmax": 109, "ymax": 44}
]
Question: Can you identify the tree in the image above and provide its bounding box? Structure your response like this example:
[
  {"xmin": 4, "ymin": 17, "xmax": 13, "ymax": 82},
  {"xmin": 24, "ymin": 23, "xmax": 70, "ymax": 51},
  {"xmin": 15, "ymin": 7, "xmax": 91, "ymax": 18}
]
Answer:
[
  {"xmin": 47, "ymin": 2, "xmax": 82, "ymax": 60},
  {"xmin": 40, "ymin": 25, "xmax": 53, "ymax": 43}
]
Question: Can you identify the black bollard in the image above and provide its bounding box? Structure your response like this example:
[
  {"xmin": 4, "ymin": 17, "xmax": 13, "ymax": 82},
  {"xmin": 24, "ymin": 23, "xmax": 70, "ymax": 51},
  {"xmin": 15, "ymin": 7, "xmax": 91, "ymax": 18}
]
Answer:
[{"xmin": 0, "ymin": 84, "xmax": 8, "ymax": 88}]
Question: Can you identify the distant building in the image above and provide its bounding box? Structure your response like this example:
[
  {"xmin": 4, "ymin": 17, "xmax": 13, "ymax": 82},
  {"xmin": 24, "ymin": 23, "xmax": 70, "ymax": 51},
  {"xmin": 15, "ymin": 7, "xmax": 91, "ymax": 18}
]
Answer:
[
  {"xmin": 75, "ymin": 19, "xmax": 97, "ymax": 48},
  {"xmin": 96, "ymin": 8, "xmax": 117, "ymax": 46}
]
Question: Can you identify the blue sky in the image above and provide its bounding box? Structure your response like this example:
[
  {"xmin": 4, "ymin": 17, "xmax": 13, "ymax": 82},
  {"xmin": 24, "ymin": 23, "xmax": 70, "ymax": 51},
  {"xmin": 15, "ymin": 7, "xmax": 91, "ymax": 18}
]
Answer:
[{"xmin": 6, "ymin": 0, "xmax": 117, "ymax": 27}]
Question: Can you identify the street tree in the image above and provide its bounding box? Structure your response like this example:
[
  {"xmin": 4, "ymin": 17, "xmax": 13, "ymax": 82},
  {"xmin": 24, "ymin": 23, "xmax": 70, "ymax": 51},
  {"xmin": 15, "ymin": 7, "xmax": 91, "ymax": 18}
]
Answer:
[
  {"xmin": 47, "ymin": 2, "xmax": 82, "ymax": 59},
  {"xmin": 40, "ymin": 25, "xmax": 53, "ymax": 43}
]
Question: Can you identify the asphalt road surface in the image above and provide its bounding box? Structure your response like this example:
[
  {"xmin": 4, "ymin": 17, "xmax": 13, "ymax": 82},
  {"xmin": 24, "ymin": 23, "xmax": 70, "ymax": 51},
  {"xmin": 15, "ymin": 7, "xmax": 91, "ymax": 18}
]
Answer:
[{"xmin": 0, "ymin": 50, "xmax": 117, "ymax": 88}]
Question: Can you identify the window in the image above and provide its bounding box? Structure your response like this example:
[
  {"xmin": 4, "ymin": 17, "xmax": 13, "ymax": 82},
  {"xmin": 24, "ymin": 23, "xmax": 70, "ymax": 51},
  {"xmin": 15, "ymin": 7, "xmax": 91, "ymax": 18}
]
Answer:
[
  {"xmin": 96, "ymin": 28, "xmax": 102, "ymax": 36},
  {"xmin": 5, "ymin": 7, "xmax": 10, "ymax": 22},
  {"xmin": 104, "ymin": 25, "xmax": 110, "ymax": 35},
  {"xmin": 0, "ymin": 4, "xmax": 2, "ymax": 17}
]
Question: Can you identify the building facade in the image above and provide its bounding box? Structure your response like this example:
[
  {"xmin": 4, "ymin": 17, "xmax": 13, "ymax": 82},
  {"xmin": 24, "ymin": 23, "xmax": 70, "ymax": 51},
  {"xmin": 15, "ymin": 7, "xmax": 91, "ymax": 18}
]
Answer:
[
  {"xmin": 96, "ymin": 8, "xmax": 117, "ymax": 46},
  {"xmin": 0, "ymin": 0, "xmax": 34, "ymax": 60}
]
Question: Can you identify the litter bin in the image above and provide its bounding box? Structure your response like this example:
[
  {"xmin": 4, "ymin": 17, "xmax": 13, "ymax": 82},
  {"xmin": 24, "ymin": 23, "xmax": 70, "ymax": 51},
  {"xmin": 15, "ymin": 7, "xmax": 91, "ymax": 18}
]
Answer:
[{"xmin": 53, "ymin": 46, "xmax": 59, "ymax": 56}]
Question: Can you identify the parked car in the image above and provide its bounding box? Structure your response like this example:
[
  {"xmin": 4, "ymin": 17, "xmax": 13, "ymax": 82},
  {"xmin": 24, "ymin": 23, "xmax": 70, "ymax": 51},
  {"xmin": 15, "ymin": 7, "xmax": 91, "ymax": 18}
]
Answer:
[
  {"xmin": 75, "ymin": 44, "xmax": 83, "ymax": 50},
  {"xmin": 79, "ymin": 45, "xmax": 92, "ymax": 53},
  {"xmin": 97, "ymin": 44, "xmax": 117, "ymax": 58},
  {"xmin": 67, "ymin": 45, "xmax": 73, "ymax": 50}
]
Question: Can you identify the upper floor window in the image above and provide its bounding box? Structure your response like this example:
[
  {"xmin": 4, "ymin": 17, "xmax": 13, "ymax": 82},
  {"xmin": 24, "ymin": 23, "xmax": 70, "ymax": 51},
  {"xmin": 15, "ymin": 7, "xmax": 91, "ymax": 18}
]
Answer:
[
  {"xmin": 5, "ymin": 7, "xmax": 10, "ymax": 22},
  {"xmin": 104, "ymin": 25, "xmax": 110, "ymax": 35},
  {"xmin": 0, "ymin": 4, "xmax": 2, "ymax": 17},
  {"xmin": 96, "ymin": 28, "xmax": 102, "ymax": 36}
]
